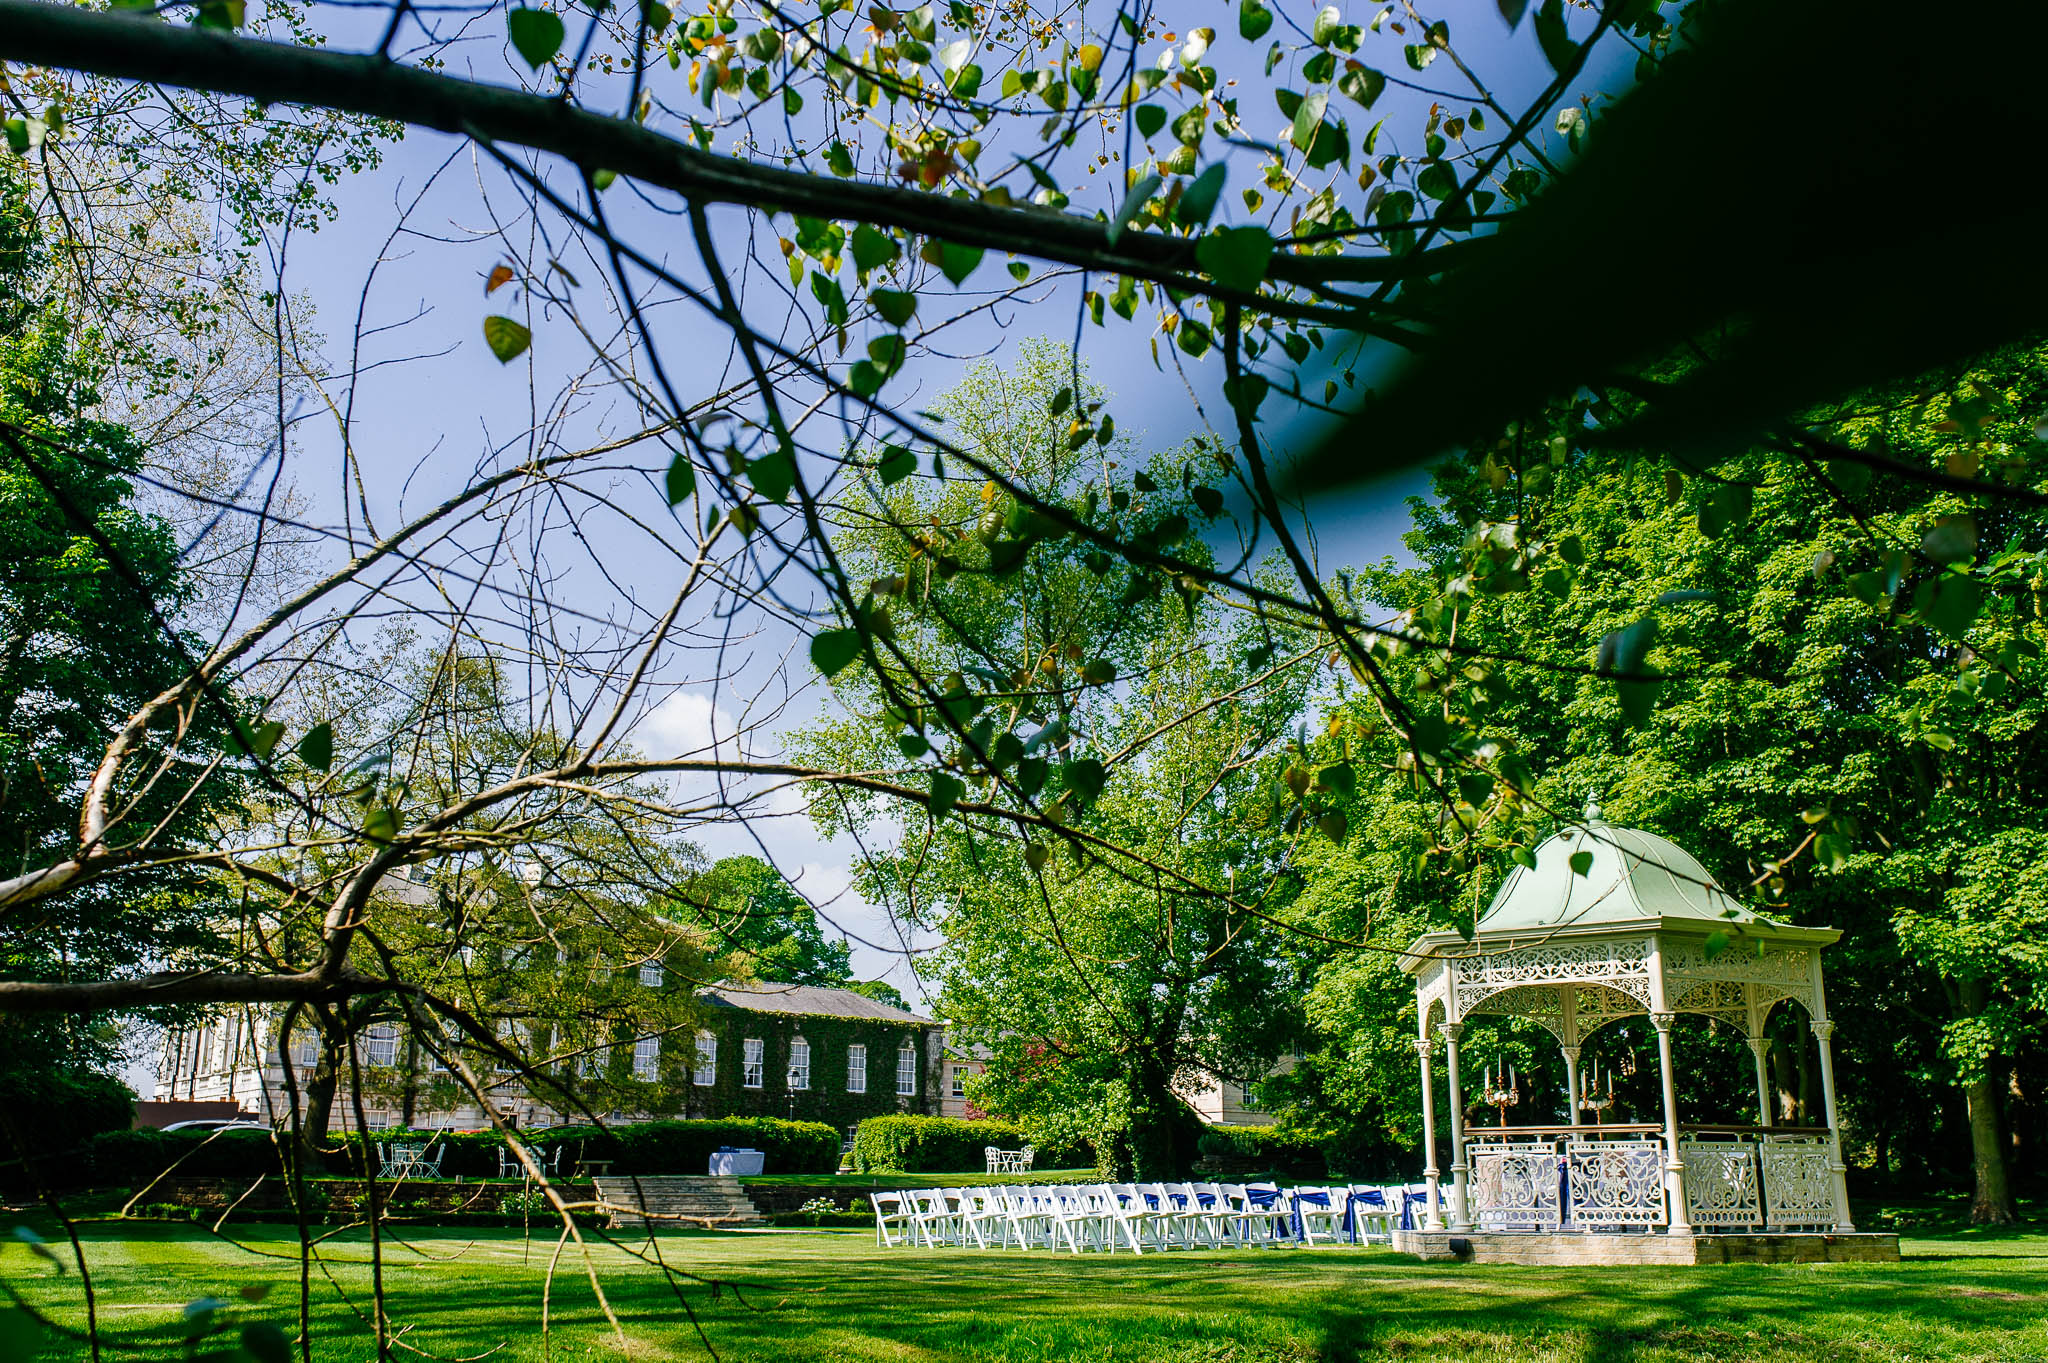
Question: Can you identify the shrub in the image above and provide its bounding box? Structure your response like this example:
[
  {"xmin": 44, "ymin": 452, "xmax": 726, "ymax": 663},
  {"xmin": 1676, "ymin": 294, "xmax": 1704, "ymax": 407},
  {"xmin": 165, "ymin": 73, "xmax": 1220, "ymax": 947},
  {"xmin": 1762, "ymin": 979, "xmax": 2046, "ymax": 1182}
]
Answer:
[{"xmin": 848, "ymin": 1116, "xmax": 1083, "ymax": 1173}]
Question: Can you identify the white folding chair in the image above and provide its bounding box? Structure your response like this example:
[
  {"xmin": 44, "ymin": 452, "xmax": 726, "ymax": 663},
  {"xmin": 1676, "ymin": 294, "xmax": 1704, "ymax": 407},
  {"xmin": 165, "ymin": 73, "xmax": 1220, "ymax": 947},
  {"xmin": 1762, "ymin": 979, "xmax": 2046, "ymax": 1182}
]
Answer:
[
  {"xmin": 1225, "ymin": 1182, "xmax": 1293, "ymax": 1245},
  {"xmin": 872, "ymin": 1190, "xmax": 914, "ymax": 1247},
  {"xmin": 918, "ymin": 1188, "xmax": 967, "ymax": 1247},
  {"xmin": 1348, "ymin": 1184, "xmax": 1395, "ymax": 1243},
  {"xmin": 1292, "ymin": 1185, "xmax": 1344, "ymax": 1246},
  {"xmin": 1102, "ymin": 1184, "xmax": 1157, "ymax": 1254}
]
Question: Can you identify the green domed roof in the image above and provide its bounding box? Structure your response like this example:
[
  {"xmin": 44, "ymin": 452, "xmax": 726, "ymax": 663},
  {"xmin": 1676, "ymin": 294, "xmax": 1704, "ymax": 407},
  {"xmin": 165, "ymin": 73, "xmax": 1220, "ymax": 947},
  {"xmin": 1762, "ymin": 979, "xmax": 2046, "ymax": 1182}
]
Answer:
[{"xmin": 1479, "ymin": 799, "xmax": 1759, "ymax": 933}]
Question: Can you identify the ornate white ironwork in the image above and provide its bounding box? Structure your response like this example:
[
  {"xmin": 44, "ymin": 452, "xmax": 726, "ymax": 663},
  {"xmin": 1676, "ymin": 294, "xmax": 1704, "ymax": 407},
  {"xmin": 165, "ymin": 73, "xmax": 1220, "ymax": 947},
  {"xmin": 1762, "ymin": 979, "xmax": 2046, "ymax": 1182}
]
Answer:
[
  {"xmin": 1565, "ymin": 1140, "xmax": 1666, "ymax": 1227},
  {"xmin": 1760, "ymin": 1136, "xmax": 1837, "ymax": 1228},
  {"xmin": 1679, "ymin": 1137, "xmax": 1762, "ymax": 1228},
  {"xmin": 1448, "ymin": 939, "xmax": 1656, "ymax": 1021},
  {"xmin": 1470, "ymin": 1141, "xmax": 1563, "ymax": 1230}
]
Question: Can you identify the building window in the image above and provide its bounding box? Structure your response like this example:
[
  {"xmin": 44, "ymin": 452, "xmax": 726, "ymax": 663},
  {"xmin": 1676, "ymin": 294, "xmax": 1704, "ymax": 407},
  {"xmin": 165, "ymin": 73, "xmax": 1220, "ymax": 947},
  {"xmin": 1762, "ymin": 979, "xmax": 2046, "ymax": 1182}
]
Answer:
[
  {"xmin": 743, "ymin": 1038, "xmax": 765, "ymax": 1089},
  {"xmin": 788, "ymin": 1037, "xmax": 810, "ymax": 1091},
  {"xmin": 1239, "ymin": 1081, "xmax": 1261, "ymax": 1110},
  {"xmin": 896, "ymin": 1042, "xmax": 917, "ymax": 1096},
  {"xmin": 693, "ymin": 1031, "xmax": 717, "ymax": 1086},
  {"xmin": 633, "ymin": 1037, "xmax": 660, "ymax": 1081},
  {"xmin": 639, "ymin": 961, "xmax": 664, "ymax": 987},
  {"xmin": 364, "ymin": 1023, "xmax": 399, "ymax": 1068},
  {"xmin": 495, "ymin": 1021, "xmax": 523, "ymax": 1073},
  {"xmin": 288, "ymin": 1031, "xmax": 319, "ymax": 1068},
  {"xmin": 950, "ymin": 1067, "xmax": 966, "ymax": 1098},
  {"xmin": 846, "ymin": 1044, "xmax": 866, "ymax": 1094}
]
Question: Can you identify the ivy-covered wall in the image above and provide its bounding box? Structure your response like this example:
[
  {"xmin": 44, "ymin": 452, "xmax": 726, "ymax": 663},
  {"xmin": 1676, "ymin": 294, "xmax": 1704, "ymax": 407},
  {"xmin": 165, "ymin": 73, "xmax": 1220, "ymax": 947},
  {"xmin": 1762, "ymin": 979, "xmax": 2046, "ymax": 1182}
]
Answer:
[{"xmin": 668, "ymin": 1010, "xmax": 941, "ymax": 1135}]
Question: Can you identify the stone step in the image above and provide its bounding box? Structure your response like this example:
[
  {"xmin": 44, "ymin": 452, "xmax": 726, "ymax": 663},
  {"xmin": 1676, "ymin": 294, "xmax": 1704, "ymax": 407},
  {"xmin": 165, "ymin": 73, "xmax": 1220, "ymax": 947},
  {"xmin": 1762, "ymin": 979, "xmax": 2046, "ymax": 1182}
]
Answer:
[{"xmin": 592, "ymin": 1176, "xmax": 767, "ymax": 1230}]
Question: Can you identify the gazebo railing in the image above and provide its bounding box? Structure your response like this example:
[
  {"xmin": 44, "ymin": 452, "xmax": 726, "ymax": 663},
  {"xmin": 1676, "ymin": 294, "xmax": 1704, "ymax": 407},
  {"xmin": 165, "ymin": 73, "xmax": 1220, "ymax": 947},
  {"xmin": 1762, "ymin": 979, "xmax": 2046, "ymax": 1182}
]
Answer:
[{"xmin": 1467, "ymin": 1124, "xmax": 1836, "ymax": 1232}]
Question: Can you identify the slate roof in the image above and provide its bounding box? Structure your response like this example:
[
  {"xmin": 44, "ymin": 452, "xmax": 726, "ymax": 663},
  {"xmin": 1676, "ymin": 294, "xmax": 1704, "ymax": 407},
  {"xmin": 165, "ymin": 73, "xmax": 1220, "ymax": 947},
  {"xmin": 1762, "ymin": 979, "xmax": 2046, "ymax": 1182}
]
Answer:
[{"xmin": 700, "ymin": 981, "xmax": 931, "ymax": 1024}]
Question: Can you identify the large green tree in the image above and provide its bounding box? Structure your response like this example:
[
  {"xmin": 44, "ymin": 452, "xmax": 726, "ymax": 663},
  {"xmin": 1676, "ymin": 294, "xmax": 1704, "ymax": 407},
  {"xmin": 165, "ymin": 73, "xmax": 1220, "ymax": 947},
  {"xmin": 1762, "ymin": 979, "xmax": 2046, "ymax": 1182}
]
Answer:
[
  {"xmin": 0, "ymin": 161, "xmax": 236, "ymax": 1077},
  {"xmin": 798, "ymin": 344, "xmax": 1312, "ymax": 1176},
  {"xmin": 1278, "ymin": 344, "xmax": 2048, "ymax": 1222}
]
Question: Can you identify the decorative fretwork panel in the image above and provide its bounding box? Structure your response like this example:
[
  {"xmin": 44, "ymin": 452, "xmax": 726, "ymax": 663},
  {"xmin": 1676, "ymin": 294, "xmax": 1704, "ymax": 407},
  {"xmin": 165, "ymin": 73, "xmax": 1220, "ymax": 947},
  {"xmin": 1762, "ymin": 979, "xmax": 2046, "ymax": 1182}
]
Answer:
[
  {"xmin": 1565, "ymin": 1140, "xmax": 1666, "ymax": 1227},
  {"xmin": 1680, "ymin": 1138, "xmax": 1762, "ymax": 1228},
  {"xmin": 1760, "ymin": 1137, "xmax": 1837, "ymax": 1228},
  {"xmin": 1470, "ymin": 1141, "xmax": 1563, "ymax": 1230},
  {"xmin": 1663, "ymin": 943, "xmax": 1814, "ymax": 987},
  {"xmin": 1449, "ymin": 940, "xmax": 1655, "ymax": 1022}
]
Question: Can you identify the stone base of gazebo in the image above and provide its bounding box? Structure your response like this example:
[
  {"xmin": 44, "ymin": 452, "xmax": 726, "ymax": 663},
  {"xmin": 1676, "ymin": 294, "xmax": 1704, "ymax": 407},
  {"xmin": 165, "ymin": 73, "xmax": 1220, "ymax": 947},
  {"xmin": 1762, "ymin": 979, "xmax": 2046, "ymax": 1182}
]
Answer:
[{"xmin": 1390, "ymin": 1229, "xmax": 1900, "ymax": 1266}]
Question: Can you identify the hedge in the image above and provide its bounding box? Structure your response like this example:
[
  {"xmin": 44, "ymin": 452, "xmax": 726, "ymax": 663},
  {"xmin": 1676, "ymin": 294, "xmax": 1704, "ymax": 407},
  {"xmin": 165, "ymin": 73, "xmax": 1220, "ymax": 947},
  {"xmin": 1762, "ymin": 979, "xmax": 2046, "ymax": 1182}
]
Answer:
[
  {"xmin": 80, "ymin": 1117, "xmax": 839, "ymax": 1188},
  {"xmin": 848, "ymin": 1116, "xmax": 1084, "ymax": 1174},
  {"xmin": 1193, "ymin": 1124, "xmax": 1326, "ymax": 1177}
]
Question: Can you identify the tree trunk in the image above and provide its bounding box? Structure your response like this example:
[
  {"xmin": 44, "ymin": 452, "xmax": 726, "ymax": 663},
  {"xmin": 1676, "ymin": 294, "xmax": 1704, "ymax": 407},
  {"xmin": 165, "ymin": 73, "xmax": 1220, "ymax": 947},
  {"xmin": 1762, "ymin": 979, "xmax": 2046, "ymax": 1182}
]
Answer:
[
  {"xmin": 298, "ymin": 1041, "xmax": 345, "ymax": 1162},
  {"xmin": 1959, "ymin": 979, "xmax": 2017, "ymax": 1225}
]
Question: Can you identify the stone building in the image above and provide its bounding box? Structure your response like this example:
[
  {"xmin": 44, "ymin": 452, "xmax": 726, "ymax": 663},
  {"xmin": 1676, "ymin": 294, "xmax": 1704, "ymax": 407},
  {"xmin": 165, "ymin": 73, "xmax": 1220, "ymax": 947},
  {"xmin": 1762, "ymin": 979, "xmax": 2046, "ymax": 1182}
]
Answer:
[{"xmin": 153, "ymin": 980, "xmax": 943, "ymax": 1134}]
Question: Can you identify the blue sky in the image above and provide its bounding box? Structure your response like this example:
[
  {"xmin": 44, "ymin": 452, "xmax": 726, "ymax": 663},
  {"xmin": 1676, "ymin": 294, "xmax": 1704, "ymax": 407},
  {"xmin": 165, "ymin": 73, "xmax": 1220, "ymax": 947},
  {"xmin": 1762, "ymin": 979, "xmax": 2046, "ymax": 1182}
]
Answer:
[{"xmin": 220, "ymin": 0, "xmax": 1636, "ymax": 1011}]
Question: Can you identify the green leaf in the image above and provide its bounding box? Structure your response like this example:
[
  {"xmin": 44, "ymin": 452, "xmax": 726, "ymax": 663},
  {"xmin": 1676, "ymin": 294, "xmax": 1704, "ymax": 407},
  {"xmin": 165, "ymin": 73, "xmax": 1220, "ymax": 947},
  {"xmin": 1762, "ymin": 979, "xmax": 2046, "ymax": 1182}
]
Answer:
[
  {"xmin": 1569, "ymin": 849, "xmax": 1594, "ymax": 877},
  {"xmin": 1107, "ymin": 172, "xmax": 1161, "ymax": 246},
  {"xmin": 810, "ymin": 627, "xmax": 864, "ymax": 678},
  {"xmin": 1239, "ymin": 0, "xmax": 1274, "ymax": 40},
  {"xmin": 877, "ymin": 443, "xmax": 916, "ymax": 485},
  {"xmin": 1051, "ymin": 386, "xmax": 1074, "ymax": 416},
  {"xmin": 1134, "ymin": 104, "xmax": 1168, "ymax": 139},
  {"xmin": 1416, "ymin": 160, "xmax": 1458, "ymax": 201},
  {"xmin": 1922, "ymin": 573, "xmax": 1984, "ymax": 640},
  {"xmin": 949, "ymin": 64, "xmax": 983, "ymax": 97},
  {"xmin": 928, "ymin": 771, "xmax": 964, "ymax": 820},
  {"xmin": 1336, "ymin": 63, "xmax": 1385, "ymax": 108},
  {"xmin": 1080, "ymin": 658, "xmax": 1117, "ymax": 685},
  {"xmin": 1195, "ymin": 226, "xmax": 1276, "ymax": 292},
  {"xmin": 1312, "ymin": 4, "xmax": 1343, "ymax": 44},
  {"xmin": 1920, "ymin": 514, "xmax": 1978, "ymax": 565},
  {"xmin": 1320, "ymin": 761, "xmax": 1356, "ymax": 798},
  {"xmin": 1176, "ymin": 163, "xmax": 1228, "ymax": 227},
  {"xmin": 897, "ymin": 732, "xmax": 930, "ymax": 759},
  {"xmin": 591, "ymin": 168, "xmax": 617, "ymax": 191},
  {"xmin": 1703, "ymin": 928, "xmax": 1731, "ymax": 961},
  {"xmin": 1007, "ymin": 260, "xmax": 1030, "ymax": 281},
  {"xmin": 242, "ymin": 1322, "xmax": 293, "ymax": 1363},
  {"xmin": 1223, "ymin": 373, "xmax": 1269, "ymax": 420},
  {"xmin": 1190, "ymin": 485, "xmax": 1224, "ymax": 518},
  {"xmin": 1534, "ymin": 0, "xmax": 1576, "ymax": 73},
  {"xmin": 362, "ymin": 806, "xmax": 400, "ymax": 843},
  {"xmin": 871, "ymin": 288, "xmax": 918, "ymax": 326},
  {"xmin": 851, "ymin": 223, "xmax": 901, "ymax": 275},
  {"xmin": 824, "ymin": 141, "xmax": 855, "ymax": 176},
  {"xmin": 251, "ymin": 721, "xmax": 285, "ymax": 759},
  {"xmin": 747, "ymin": 447, "xmax": 796, "ymax": 502},
  {"xmin": 1617, "ymin": 678, "xmax": 1661, "ymax": 727},
  {"xmin": 296, "ymin": 722, "xmax": 334, "ymax": 772},
  {"xmin": 483, "ymin": 315, "xmax": 531, "ymax": 363},
  {"xmin": 0, "ymin": 1309, "xmax": 40, "ymax": 1360},
  {"xmin": 1017, "ymin": 757, "xmax": 1048, "ymax": 797},
  {"xmin": 1290, "ymin": 92, "xmax": 1329, "ymax": 153},
  {"xmin": 1064, "ymin": 757, "xmax": 1106, "ymax": 804},
  {"xmin": 1023, "ymin": 842, "xmax": 1048, "ymax": 872},
  {"xmin": 507, "ymin": 7, "xmax": 566, "ymax": 68},
  {"xmin": 1319, "ymin": 810, "xmax": 1348, "ymax": 843},
  {"xmin": 936, "ymin": 242, "xmax": 984, "ymax": 284},
  {"xmin": 662, "ymin": 451, "xmax": 697, "ymax": 506}
]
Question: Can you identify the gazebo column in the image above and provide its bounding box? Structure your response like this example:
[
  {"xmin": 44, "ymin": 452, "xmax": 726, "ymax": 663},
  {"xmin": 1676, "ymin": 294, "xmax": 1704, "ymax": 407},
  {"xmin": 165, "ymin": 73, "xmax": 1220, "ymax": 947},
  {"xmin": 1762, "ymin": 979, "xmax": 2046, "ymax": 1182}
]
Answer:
[
  {"xmin": 1441, "ymin": 1023, "xmax": 1472, "ymax": 1232},
  {"xmin": 1560, "ymin": 1045, "xmax": 1583, "ymax": 1124},
  {"xmin": 1414, "ymin": 1035, "xmax": 1445, "ymax": 1231},
  {"xmin": 1650, "ymin": 1012, "xmax": 1693, "ymax": 1235},
  {"xmin": 1748, "ymin": 1036, "xmax": 1774, "ymax": 1125},
  {"xmin": 1811, "ymin": 1018, "xmax": 1857, "ymax": 1232}
]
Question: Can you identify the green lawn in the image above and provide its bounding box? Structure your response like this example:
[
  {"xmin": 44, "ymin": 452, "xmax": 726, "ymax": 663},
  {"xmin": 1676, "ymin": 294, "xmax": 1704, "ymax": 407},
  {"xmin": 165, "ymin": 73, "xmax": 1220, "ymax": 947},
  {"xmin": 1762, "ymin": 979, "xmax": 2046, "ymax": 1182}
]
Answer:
[{"xmin": 6, "ymin": 1218, "xmax": 2046, "ymax": 1361}]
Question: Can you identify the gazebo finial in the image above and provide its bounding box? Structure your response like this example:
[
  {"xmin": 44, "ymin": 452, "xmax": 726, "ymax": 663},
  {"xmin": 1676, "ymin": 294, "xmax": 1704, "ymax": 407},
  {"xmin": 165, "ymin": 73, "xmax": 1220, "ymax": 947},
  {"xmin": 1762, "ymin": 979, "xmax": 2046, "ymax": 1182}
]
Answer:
[{"xmin": 1584, "ymin": 789, "xmax": 1603, "ymax": 823}]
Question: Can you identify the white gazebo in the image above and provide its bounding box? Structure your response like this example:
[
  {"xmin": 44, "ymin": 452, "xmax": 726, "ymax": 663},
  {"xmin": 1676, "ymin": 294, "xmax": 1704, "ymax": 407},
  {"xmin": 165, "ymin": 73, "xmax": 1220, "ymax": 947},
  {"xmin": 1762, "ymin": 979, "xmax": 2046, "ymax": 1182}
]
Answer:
[{"xmin": 1395, "ymin": 800, "xmax": 1896, "ymax": 1264}]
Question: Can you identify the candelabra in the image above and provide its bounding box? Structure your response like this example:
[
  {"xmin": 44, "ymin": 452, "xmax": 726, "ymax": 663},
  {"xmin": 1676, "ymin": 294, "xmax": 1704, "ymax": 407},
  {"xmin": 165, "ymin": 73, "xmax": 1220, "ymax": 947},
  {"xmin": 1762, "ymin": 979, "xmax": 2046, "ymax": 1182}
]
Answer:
[
  {"xmin": 1481, "ymin": 1062, "xmax": 1520, "ymax": 1128},
  {"xmin": 1576, "ymin": 1066, "xmax": 1615, "ymax": 1126}
]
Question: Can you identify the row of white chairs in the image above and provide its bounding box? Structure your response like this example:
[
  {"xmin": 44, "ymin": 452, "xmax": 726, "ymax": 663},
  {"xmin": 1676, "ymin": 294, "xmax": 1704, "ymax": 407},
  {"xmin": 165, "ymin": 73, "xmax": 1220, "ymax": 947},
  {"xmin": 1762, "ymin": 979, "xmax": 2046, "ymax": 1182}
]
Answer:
[{"xmin": 870, "ymin": 1182, "xmax": 1422, "ymax": 1253}]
